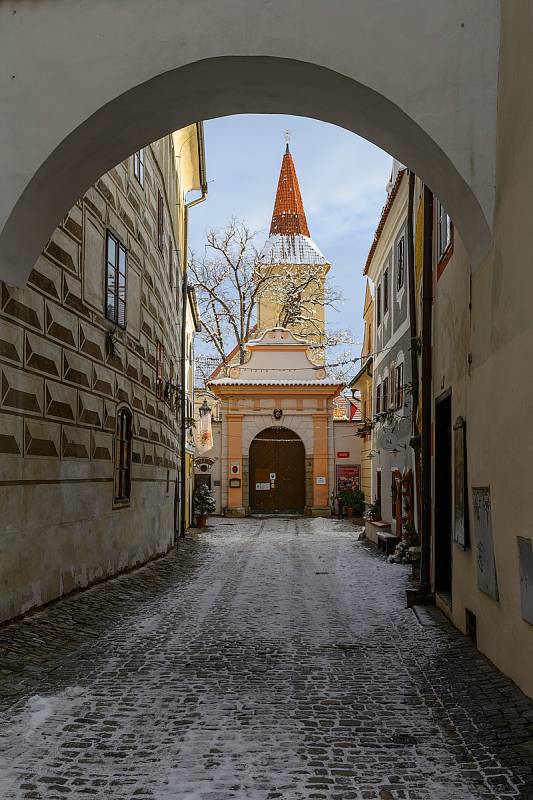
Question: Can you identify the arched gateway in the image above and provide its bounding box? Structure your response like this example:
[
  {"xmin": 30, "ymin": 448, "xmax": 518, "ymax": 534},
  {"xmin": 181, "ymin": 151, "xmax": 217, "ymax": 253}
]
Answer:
[{"xmin": 249, "ymin": 428, "xmax": 305, "ymax": 515}]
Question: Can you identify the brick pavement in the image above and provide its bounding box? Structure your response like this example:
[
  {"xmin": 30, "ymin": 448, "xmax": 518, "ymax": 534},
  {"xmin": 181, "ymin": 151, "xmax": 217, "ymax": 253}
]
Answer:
[{"xmin": 0, "ymin": 517, "xmax": 532, "ymax": 800}]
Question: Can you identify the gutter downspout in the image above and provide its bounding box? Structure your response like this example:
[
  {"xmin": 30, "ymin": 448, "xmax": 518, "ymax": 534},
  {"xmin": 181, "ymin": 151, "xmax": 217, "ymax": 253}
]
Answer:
[
  {"xmin": 419, "ymin": 185, "xmax": 434, "ymax": 588},
  {"xmin": 179, "ymin": 122, "xmax": 208, "ymax": 539},
  {"xmin": 406, "ymin": 171, "xmax": 422, "ymax": 567}
]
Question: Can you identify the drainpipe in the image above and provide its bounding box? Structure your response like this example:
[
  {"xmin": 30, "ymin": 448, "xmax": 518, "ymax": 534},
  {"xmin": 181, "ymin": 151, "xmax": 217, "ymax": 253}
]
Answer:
[
  {"xmin": 179, "ymin": 122, "xmax": 208, "ymax": 539},
  {"xmin": 406, "ymin": 172, "xmax": 422, "ymax": 564},
  {"xmin": 419, "ymin": 185, "xmax": 434, "ymax": 588}
]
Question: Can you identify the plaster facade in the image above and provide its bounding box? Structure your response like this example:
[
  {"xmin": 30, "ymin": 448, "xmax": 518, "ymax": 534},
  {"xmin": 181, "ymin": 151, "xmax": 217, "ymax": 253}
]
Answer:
[
  {"xmin": 193, "ymin": 389, "xmax": 223, "ymax": 515},
  {"xmin": 209, "ymin": 329, "xmax": 343, "ymax": 517},
  {"xmin": 0, "ymin": 1, "xmax": 500, "ymax": 286},
  {"xmin": 425, "ymin": 1, "xmax": 533, "ymax": 700},
  {"xmin": 365, "ymin": 170, "xmax": 417, "ymax": 538},
  {"xmin": 0, "ymin": 125, "xmax": 204, "ymax": 622},
  {"xmin": 350, "ymin": 283, "xmax": 374, "ymax": 504}
]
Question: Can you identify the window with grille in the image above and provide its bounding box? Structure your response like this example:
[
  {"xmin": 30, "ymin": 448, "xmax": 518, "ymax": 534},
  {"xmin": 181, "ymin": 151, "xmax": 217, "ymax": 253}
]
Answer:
[
  {"xmin": 437, "ymin": 201, "xmax": 452, "ymax": 260},
  {"xmin": 382, "ymin": 376, "xmax": 389, "ymax": 409},
  {"xmin": 133, "ymin": 148, "xmax": 144, "ymax": 187},
  {"xmin": 396, "ymin": 236, "xmax": 405, "ymax": 291},
  {"xmin": 114, "ymin": 407, "xmax": 132, "ymax": 504},
  {"xmin": 394, "ymin": 362, "xmax": 404, "ymax": 409},
  {"xmin": 105, "ymin": 230, "xmax": 127, "ymax": 328},
  {"xmin": 157, "ymin": 190, "xmax": 164, "ymax": 251},
  {"xmin": 383, "ymin": 268, "xmax": 389, "ymax": 314},
  {"xmin": 156, "ymin": 339, "xmax": 165, "ymax": 400}
]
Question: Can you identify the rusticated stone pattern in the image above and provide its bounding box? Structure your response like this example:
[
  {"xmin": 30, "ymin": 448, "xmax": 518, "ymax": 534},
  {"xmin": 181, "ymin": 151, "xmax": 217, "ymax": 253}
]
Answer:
[
  {"xmin": 0, "ymin": 140, "xmax": 182, "ymax": 621},
  {"xmin": 0, "ymin": 517, "xmax": 531, "ymax": 799}
]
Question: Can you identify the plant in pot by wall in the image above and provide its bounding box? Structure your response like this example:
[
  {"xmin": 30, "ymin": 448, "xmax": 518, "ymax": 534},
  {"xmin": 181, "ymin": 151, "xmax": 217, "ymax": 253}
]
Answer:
[
  {"xmin": 365, "ymin": 498, "xmax": 381, "ymax": 521},
  {"xmin": 193, "ymin": 483, "xmax": 216, "ymax": 528},
  {"xmin": 339, "ymin": 489, "xmax": 365, "ymax": 519}
]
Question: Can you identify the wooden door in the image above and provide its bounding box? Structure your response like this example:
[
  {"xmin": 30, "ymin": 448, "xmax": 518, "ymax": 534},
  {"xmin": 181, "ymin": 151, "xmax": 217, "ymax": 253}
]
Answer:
[{"xmin": 249, "ymin": 427, "xmax": 305, "ymax": 513}]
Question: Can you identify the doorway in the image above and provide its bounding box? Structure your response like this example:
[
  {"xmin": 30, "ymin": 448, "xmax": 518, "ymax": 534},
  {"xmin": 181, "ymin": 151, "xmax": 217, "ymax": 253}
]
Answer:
[
  {"xmin": 435, "ymin": 393, "xmax": 453, "ymax": 597},
  {"xmin": 249, "ymin": 427, "xmax": 305, "ymax": 514}
]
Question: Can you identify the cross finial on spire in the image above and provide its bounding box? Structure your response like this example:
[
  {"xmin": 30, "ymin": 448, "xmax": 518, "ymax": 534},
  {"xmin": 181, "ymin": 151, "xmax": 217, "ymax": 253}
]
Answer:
[{"xmin": 284, "ymin": 129, "xmax": 291, "ymax": 152}]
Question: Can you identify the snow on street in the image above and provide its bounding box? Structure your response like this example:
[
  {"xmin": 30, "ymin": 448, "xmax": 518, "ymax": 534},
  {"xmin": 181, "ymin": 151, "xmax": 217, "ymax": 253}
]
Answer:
[{"xmin": 0, "ymin": 517, "xmax": 531, "ymax": 799}]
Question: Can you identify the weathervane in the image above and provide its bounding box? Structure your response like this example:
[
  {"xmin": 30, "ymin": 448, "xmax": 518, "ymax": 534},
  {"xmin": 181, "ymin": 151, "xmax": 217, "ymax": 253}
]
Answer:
[{"xmin": 284, "ymin": 129, "xmax": 291, "ymax": 149}]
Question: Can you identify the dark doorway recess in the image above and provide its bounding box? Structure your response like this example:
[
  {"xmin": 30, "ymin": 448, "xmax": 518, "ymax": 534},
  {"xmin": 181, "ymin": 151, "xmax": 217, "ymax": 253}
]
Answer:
[
  {"xmin": 249, "ymin": 427, "xmax": 305, "ymax": 514},
  {"xmin": 435, "ymin": 392, "xmax": 453, "ymax": 597}
]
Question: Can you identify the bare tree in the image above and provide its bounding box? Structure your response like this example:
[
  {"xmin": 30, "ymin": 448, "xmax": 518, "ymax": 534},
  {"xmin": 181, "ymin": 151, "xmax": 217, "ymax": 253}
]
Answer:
[{"xmin": 190, "ymin": 220, "xmax": 351, "ymax": 379}]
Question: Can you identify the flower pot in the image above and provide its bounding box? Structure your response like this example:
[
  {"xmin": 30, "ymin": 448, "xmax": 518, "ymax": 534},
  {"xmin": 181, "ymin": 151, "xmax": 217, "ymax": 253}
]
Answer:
[
  {"xmin": 345, "ymin": 507, "xmax": 353, "ymax": 518},
  {"xmin": 196, "ymin": 515, "xmax": 207, "ymax": 528}
]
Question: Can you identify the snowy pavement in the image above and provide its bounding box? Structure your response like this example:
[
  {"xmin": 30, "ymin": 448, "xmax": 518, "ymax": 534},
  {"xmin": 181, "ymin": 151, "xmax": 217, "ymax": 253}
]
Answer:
[{"xmin": 0, "ymin": 516, "xmax": 532, "ymax": 799}]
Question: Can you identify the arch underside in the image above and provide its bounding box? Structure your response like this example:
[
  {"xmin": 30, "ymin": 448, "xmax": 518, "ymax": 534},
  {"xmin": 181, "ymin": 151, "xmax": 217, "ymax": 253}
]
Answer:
[{"xmin": 0, "ymin": 56, "xmax": 492, "ymax": 287}]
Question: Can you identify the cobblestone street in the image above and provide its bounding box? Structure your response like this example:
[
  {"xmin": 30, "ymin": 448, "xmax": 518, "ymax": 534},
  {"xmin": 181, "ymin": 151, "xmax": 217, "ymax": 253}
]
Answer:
[{"xmin": 0, "ymin": 517, "xmax": 532, "ymax": 800}]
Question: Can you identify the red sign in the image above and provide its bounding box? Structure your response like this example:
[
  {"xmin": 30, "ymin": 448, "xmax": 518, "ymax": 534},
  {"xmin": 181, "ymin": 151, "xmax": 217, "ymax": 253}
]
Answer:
[{"xmin": 337, "ymin": 451, "xmax": 350, "ymax": 458}]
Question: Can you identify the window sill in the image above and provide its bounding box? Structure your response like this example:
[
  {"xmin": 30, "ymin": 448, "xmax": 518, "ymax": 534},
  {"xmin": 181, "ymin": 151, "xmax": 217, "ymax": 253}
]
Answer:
[{"xmin": 113, "ymin": 499, "xmax": 131, "ymax": 510}]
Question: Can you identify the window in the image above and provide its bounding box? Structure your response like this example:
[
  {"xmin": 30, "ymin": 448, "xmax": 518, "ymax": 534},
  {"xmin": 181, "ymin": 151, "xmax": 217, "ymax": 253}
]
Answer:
[
  {"xmin": 437, "ymin": 201, "xmax": 452, "ymax": 260},
  {"xmin": 376, "ymin": 383, "xmax": 382, "ymax": 414},
  {"xmin": 396, "ymin": 235, "xmax": 405, "ymax": 291},
  {"xmin": 106, "ymin": 230, "xmax": 127, "ymax": 328},
  {"xmin": 168, "ymin": 236, "xmax": 173, "ymax": 287},
  {"xmin": 156, "ymin": 339, "xmax": 165, "ymax": 400},
  {"xmin": 133, "ymin": 148, "xmax": 144, "ymax": 187},
  {"xmin": 114, "ymin": 407, "xmax": 132, "ymax": 504},
  {"xmin": 383, "ymin": 268, "xmax": 389, "ymax": 314},
  {"xmin": 394, "ymin": 362, "xmax": 404, "ymax": 409},
  {"xmin": 157, "ymin": 190, "xmax": 164, "ymax": 251},
  {"xmin": 376, "ymin": 284, "xmax": 382, "ymax": 326},
  {"xmin": 382, "ymin": 376, "xmax": 389, "ymax": 409}
]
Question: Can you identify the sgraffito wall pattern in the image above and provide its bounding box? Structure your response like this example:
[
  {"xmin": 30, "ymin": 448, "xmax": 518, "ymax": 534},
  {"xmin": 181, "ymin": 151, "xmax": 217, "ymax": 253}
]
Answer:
[{"xmin": 0, "ymin": 138, "xmax": 185, "ymax": 622}]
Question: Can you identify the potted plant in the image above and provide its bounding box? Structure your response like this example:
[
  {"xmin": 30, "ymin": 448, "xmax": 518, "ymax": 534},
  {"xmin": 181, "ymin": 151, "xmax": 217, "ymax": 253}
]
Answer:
[
  {"xmin": 194, "ymin": 483, "xmax": 216, "ymax": 528},
  {"xmin": 350, "ymin": 489, "xmax": 366, "ymax": 519},
  {"xmin": 365, "ymin": 498, "xmax": 381, "ymax": 522},
  {"xmin": 339, "ymin": 489, "xmax": 353, "ymax": 517}
]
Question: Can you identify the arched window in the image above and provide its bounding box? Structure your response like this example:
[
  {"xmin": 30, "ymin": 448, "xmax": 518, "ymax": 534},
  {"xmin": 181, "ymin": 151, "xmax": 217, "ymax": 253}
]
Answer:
[{"xmin": 114, "ymin": 407, "xmax": 132, "ymax": 504}]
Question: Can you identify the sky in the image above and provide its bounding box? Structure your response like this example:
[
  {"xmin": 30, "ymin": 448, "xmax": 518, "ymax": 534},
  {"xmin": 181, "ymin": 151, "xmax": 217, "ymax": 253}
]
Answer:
[{"xmin": 188, "ymin": 114, "xmax": 392, "ymax": 351}]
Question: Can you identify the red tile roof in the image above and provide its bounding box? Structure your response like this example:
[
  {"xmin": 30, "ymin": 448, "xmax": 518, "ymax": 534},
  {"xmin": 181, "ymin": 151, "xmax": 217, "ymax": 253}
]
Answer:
[{"xmin": 269, "ymin": 145, "xmax": 311, "ymax": 238}]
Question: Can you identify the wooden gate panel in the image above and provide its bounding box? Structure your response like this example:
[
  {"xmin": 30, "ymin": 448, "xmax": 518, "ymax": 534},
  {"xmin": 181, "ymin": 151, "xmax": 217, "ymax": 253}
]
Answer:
[{"xmin": 249, "ymin": 427, "xmax": 305, "ymax": 513}]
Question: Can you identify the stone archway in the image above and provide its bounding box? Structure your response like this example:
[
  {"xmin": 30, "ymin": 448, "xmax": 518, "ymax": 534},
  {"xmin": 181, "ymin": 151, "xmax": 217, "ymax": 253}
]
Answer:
[
  {"xmin": 249, "ymin": 427, "xmax": 305, "ymax": 515},
  {"xmin": 0, "ymin": 0, "xmax": 500, "ymax": 285}
]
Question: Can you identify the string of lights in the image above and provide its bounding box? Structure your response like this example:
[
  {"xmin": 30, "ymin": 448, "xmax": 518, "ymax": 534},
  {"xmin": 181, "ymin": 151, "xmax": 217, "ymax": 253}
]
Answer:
[{"xmin": 195, "ymin": 340, "xmax": 404, "ymax": 374}]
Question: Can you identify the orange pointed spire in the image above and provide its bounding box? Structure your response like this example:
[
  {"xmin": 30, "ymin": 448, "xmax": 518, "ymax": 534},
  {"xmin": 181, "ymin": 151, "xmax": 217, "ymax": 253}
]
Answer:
[{"xmin": 269, "ymin": 144, "xmax": 311, "ymax": 238}]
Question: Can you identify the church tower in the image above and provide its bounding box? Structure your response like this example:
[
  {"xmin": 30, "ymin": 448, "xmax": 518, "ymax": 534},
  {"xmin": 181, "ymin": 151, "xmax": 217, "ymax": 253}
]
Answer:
[{"xmin": 257, "ymin": 143, "xmax": 330, "ymax": 349}]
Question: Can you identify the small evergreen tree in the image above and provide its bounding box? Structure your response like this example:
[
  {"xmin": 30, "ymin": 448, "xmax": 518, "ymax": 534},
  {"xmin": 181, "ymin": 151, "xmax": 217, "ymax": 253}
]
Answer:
[{"xmin": 194, "ymin": 483, "xmax": 216, "ymax": 517}]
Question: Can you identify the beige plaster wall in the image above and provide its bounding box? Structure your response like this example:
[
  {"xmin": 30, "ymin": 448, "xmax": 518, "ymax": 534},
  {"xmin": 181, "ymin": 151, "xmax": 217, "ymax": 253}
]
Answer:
[
  {"xmin": 430, "ymin": 0, "xmax": 533, "ymax": 699},
  {"xmin": 333, "ymin": 421, "xmax": 363, "ymax": 495}
]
